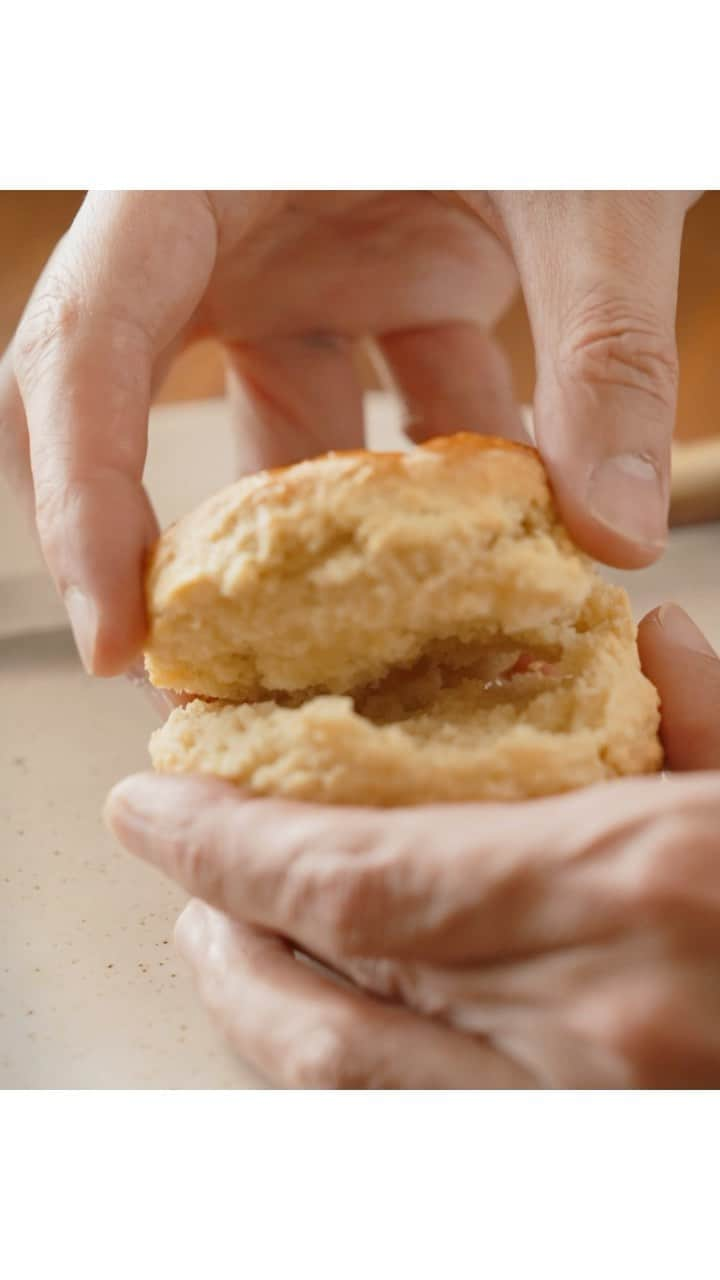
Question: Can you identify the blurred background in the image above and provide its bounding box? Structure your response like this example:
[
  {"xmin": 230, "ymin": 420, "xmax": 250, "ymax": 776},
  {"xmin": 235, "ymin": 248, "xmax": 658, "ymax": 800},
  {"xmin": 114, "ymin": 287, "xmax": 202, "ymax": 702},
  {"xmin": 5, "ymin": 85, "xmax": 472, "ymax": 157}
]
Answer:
[{"xmin": 2, "ymin": 189, "xmax": 719, "ymax": 443}]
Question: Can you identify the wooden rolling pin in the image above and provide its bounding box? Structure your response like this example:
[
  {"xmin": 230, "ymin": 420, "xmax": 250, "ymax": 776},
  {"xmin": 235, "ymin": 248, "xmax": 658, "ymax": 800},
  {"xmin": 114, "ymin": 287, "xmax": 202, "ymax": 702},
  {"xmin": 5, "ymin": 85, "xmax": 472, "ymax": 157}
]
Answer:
[{"xmin": 670, "ymin": 437, "xmax": 720, "ymax": 525}]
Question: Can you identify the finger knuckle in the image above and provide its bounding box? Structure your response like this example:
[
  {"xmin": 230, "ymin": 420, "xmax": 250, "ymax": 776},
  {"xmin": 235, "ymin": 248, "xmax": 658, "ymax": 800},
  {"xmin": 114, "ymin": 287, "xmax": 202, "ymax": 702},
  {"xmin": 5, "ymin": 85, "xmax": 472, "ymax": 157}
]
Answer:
[
  {"xmin": 283, "ymin": 856, "xmax": 387, "ymax": 957},
  {"xmin": 588, "ymin": 976, "xmax": 720, "ymax": 1088},
  {"xmin": 32, "ymin": 473, "xmax": 98, "ymax": 574},
  {"xmin": 327, "ymin": 867, "xmax": 386, "ymax": 955},
  {"xmin": 14, "ymin": 286, "xmax": 86, "ymax": 387},
  {"xmin": 33, "ymin": 481, "xmax": 74, "ymax": 568},
  {"xmin": 627, "ymin": 805, "xmax": 720, "ymax": 932},
  {"xmin": 277, "ymin": 814, "xmax": 441, "ymax": 958},
  {"xmin": 175, "ymin": 817, "xmax": 224, "ymax": 904},
  {"xmin": 628, "ymin": 813, "xmax": 691, "ymax": 925},
  {"xmin": 559, "ymin": 294, "xmax": 678, "ymax": 411},
  {"xmin": 286, "ymin": 1019, "xmax": 362, "ymax": 1089},
  {"xmin": 599, "ymin": 980, "xmax": 680, "ymax": 1087},
  {"xmin": 15, "ymin": 282, "xmax": 151, "ymax": 397}
]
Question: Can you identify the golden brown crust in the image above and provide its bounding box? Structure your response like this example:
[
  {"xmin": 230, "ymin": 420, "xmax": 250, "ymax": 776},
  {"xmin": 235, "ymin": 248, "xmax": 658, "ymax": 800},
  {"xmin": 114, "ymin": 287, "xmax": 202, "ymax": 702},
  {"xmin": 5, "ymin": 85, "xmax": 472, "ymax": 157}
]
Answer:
[
  {"xmin": 144, "ymin": 432, "xmax": 662, "ymax": 804},
  {"xmin": 243, "ymin": 433, "xmax": 537, "ymax": 481}
]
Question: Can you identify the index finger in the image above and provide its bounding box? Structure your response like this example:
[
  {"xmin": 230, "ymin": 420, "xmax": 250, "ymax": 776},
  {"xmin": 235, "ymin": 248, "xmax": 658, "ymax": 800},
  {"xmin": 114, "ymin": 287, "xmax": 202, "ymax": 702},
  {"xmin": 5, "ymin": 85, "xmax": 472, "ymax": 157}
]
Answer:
[{"xmin": 12, "ymin": 190, "xmax": 219, "ymax": 673}]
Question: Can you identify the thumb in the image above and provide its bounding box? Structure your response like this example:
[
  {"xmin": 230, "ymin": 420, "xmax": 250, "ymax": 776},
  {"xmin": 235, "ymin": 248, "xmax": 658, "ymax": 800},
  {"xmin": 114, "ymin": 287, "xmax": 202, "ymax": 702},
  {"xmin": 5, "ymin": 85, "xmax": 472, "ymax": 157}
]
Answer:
[
  {"xmin": 637, "ymin": 604, "xmax": 720, "ymax": 770},
  {"xmin": 499, "ymin": 192, "xmax": 688, "ymax": 568}
]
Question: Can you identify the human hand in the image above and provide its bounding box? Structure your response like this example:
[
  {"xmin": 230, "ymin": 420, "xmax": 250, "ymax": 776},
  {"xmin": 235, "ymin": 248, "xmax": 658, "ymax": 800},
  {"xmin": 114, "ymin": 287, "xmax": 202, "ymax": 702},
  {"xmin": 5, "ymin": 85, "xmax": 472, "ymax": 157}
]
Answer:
[
  {"xmin": 1, "ymin": 191, "xmax": 698, "ymax": 674},
  {"xmin": 106, "ymin": 604, "xmax": 720, "ymax": 1088}
]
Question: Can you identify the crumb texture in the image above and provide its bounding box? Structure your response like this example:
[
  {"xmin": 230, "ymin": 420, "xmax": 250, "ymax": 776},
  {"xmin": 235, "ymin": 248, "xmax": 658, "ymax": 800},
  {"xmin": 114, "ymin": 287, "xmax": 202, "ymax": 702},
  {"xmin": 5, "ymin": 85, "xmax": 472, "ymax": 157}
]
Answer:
[
  {"xmin": 145, "ymin": 436, "xmax": 596, "ymax": 700},
  {"xmin": 145, "ymin": 433, "xmax": 662, "ymax": 805}
]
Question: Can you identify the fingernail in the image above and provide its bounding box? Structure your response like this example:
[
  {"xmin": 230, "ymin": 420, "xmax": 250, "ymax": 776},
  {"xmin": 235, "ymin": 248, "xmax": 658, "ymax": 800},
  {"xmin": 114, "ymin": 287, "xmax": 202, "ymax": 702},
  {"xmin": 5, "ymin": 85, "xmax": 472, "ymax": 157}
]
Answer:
[
  {"xmin": 587, "ymin": 453, "xmax": 668, "ymax": 550},
  {"xmin": 104, "ymin": 773, "xmax": 164, "ymax": 835},
  {"xmin": 64, "ymin": 587, "xmax": 98, "ymax": 673},
  {"xmin": 174, "ymin": 899, "xmax": 213, "ymax": 958},
  {"xmin": 656, "ymin": 604, "xmax": 718, "ymax": 657}
]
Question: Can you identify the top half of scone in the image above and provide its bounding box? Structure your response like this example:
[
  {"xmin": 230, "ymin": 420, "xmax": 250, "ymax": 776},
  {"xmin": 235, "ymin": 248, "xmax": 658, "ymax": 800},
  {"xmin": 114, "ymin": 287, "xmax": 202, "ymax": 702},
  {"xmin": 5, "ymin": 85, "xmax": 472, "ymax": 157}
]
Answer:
[{"xmin": 145, "ymin": 434, "xmax": 604, "ymax": 702}]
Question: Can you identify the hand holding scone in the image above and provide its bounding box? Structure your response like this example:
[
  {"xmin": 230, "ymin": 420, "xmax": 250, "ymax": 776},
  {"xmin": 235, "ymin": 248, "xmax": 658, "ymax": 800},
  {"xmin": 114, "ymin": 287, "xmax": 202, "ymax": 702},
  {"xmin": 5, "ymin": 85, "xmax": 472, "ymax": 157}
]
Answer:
[
  {"xmin": 107, "ymin": 606, "xmax": 720, "ymax": 1088},
  {"xmin": 0, "ymin": 191, "xmax": 697, "ymax": 674}
]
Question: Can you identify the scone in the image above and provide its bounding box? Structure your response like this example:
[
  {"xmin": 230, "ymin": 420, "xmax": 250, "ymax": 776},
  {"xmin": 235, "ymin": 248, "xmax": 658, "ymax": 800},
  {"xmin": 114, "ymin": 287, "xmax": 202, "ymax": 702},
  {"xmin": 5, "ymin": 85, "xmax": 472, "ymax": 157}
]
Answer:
[{"xmin": 144, "ymin": 434, "xmax": 662, "ymax": 805}]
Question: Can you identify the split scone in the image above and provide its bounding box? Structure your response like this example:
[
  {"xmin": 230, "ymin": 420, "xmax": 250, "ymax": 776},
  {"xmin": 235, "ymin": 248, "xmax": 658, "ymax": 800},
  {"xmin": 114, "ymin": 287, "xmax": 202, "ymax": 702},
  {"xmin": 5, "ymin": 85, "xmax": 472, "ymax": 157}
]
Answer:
[{"xmin": 144, "ymin": 435, "xmax": 661, "ymax": 805}]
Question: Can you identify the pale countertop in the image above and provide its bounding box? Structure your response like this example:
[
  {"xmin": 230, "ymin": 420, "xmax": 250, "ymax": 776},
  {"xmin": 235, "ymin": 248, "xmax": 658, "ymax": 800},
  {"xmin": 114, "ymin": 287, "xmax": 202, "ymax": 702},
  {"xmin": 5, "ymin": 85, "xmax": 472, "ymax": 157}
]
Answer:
[{"xmin": 1, "ymin": 395, "xmax": 718, "ymax": 1089}]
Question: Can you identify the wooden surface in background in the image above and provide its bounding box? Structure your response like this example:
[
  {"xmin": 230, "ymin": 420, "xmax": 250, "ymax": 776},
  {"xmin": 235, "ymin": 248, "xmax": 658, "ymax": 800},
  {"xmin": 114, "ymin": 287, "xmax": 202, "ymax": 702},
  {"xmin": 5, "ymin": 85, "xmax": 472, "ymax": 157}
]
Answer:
[{"xmin": 1, "ymin": 190, "xmax": 718, "ymax": 441}]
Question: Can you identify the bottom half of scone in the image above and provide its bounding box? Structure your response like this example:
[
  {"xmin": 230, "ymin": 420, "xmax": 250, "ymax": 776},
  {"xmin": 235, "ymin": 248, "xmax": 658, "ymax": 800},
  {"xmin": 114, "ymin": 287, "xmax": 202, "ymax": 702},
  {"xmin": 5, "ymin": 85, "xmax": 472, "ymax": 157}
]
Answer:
[{"xmin": 148, "ymin": 587, "xmax": 662, "ymax": 805}]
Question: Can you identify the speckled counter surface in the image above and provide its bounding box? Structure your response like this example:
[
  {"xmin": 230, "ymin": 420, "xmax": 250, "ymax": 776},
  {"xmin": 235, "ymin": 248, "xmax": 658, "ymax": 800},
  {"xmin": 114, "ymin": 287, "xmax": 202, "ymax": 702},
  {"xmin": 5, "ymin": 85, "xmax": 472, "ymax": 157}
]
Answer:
[
  {"xmin": 1, "ymin": 399, "xmax": 265, "ymax": 1087},
  {"xmin": 1, "ymin": 396, "xmax": 718, "ymax": 1088},
  {"xmin": 1, "ymin": 628, "xmax": 260, "ymax": 1088}
]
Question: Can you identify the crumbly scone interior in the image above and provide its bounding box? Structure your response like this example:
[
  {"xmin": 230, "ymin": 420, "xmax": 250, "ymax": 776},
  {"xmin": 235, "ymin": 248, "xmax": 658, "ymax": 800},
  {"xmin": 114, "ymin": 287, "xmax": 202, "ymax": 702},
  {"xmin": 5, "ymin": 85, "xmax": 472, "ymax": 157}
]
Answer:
[
  {"xmin": 149, "ymin": 573, "xmax": 661, "ymax": 803},
  {"xmin": 144, "ymin": 445, "xmax": 596, "ymax": 701},
  {"xmin": 170, "ymin": 581, "xmax": 628, "ymax": 749}
]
